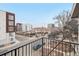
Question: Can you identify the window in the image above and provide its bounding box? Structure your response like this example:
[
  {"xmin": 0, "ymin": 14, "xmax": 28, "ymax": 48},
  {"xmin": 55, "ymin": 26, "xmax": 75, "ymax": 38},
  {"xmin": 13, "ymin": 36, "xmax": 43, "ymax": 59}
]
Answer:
[
  {"xmin": 9, "ymin": 21, "xmax": 14, "ymax": 26},
  {"xmin": 8, "ymin": 27, "xmax": 14, "ymax": 31},
  {"xmin": 6, "ymin": 12, "xmax": 15, "ymax": 32},
  {"xmin": 8, "ymin": 14, "xmax": 14, "ymax": 20}
]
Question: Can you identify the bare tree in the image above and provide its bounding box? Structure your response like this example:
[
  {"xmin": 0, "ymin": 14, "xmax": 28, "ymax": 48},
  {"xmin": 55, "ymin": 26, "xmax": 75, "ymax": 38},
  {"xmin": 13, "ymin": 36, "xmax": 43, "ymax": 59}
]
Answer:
[
  {"xmin": 53, "ymin": 10, "xmax": 78, "ymax": 42},
  {"xmin": 53, "ymin": 10, "xmax": 71, "ymax": 28},
  {"xmin": 64, "ymin": 19, "xmax": 78, "ymax": 42}
]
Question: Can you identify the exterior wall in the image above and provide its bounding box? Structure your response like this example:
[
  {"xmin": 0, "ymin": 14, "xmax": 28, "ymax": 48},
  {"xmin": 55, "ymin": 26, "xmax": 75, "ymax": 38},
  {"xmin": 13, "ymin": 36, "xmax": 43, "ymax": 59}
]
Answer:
[
  {"xmin": 26, "ymin": 24, "xmax": 32, "ymax": 31},
  {"xmin": 71, "ymin": 18, "xmax": 79, "ymax": 55},
  {"xmin": 16, "ymin": 23, "xmax": 22, "ymax": 32},
  {"xmin": 22, "ymin": 24, "xmax": 27, "ymax": 32},
  {"xmin": 0, "ymin": 11, "xmax": 7, "ymax": 45},
  {"xmin": 16, "ymin": 23, "xmax": 32, "ymax": 32},
  {"xmin": 71, "ymin": 18, "xmax": 78, "ymax": 43}
]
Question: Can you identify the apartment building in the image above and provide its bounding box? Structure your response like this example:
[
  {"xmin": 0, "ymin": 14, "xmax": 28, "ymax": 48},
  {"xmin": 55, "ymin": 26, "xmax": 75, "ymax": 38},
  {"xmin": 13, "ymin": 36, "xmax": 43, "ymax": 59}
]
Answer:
[
  {"xmin": 16, "ymin": 23, "xmax": 22, "ymax": 32},
  {"xmin": 16, "ymin": 23, "xmax": 27, "ymax": 32},
  {"xmin": 26, "ymin": 24, "xmax": 32, "ymax": 31},
  {"xmin": 16, "ymin": 23, "xmax": 32, "ymax": 32},
  {"xmin": 0, "ymin": 10, "xmax": 16, "ymax": 46}
]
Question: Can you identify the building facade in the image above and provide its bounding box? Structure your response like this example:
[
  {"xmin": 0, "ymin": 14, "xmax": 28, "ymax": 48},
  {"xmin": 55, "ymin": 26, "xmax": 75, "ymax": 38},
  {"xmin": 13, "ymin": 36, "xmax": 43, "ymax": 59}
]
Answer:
[
  {"xmin": 16, "ymin": 23, "xmax": 32, "ymax": 32},
  {"xmin": 70, "ymin": 3, "xmax": 79, "ymax": 55},
  {"xmin": 0, "ymin": 10, "xmax": 16, "ymax": 46},
  {"xmin": 26, "ymin": 24, "xmax": 32, "ymax": 31},
  {"xmin": 16, "ymin": 23, "xmax": 22, "ymax": 32}
]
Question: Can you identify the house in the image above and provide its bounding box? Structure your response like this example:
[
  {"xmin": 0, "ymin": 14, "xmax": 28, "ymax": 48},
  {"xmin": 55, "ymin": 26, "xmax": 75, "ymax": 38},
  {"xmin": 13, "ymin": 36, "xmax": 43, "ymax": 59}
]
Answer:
[{"xmin": 71, "ymin": 3, "xmax": 79, "ymax": 42}]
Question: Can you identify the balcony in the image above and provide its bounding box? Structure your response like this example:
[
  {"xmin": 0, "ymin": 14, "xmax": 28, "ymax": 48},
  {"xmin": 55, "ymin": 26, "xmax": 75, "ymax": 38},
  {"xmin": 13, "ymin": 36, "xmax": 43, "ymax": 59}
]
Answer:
[{"xmin": 0, "ymin": 36, "xmax": 79, "ymax": 56}]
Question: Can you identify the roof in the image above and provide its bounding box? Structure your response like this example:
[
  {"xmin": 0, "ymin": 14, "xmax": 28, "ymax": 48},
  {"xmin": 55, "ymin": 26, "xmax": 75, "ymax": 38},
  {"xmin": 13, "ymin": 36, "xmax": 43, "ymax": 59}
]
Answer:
[
  {"xmin": 0, "ymin": 10, "xmax": 15, "ymax": 14},
  {"xmin": 16, "ymin": 23, "xmax": 22, "ymax": 25},
  {"xmin": 71, "ymin": 3, "xmax": 79, "ymax": 18}
]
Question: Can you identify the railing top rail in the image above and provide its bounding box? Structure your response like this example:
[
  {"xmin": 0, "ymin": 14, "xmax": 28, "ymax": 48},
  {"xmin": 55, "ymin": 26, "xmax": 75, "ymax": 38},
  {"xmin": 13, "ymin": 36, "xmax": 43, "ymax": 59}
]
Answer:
[
  {"xmin": 48, "ymin": 39, "xmax": 79, "ymax": 55},
  {"xmin": 54, "ymin": 39, "xmax": 79, "ymax": 45}
]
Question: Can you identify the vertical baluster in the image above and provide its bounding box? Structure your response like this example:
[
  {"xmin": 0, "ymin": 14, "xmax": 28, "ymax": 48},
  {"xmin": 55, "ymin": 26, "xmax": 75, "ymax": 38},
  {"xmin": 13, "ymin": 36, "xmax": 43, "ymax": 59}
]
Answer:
[
  {"xmin": 58, "ymin": 41, "xmax": 59, "ymax": 56},
  {"xmin": 69, "ymin": 43, "xmax": 71, "ymax": 56},
  {"xmin": 77, "ymin": 45, "xmax": 79, "ymax": 56},
  {"xmin": 44, "ymin": 38, "xmax": 46, "ymax": 56},
  {"xmin": 57, "ymin": 41, "xmax": 58, "ymax": 56},
  {"xmin": 15, "ymin": 49, "xmax": 17, "ymax": 56},
  {"xmin": 42, "ymin": 38, "xmax": 43, "ymax": 56},
  {"xmin": 50, "ymin": 40, "xmax": 51, "ymax": 56},
  {"xmin": 30, "ymin": 43, "xmax": 32, "ymax": 56},
  {"xmin": 47, "ymin": 38, "xmax": 48, "ymax": 56},
  {"xmin": 65, "ymin": 42, "xmax": 66, "ymax": 56},
  {"xmin": 59, "ymin": 41, "xmax": 61, "ymax": 56},
  {"xmin": 29, "ymin": 44, "xmax": 30, "ymax": 56},
  {"xmin": 55, "ymin": 41, "xmax": 57, "ymax": 56},
  {"xmin": 18, "ymin": 48, "xmax": 19, "ymax": 56},
  {"xmin": 56, "ymin": 41, "xmax": 58, "ymax": 56},
  {"xmin": 47, "ymin": 38, "xmax": 49, "ymax": 56},
  {"xmin": 77, "ymin": 44, "xmax": 78, "ymax": 55},
  {"xmin": 11, "ymin": 51, "xmax": 13, "ymax": 56},
  {"xmin": 45, "ymin": 38, "xmax": 47, "ymax": 56},
  {"xmin": 26, "ymin": 45, "xmax": 27, "ymax": 56},
  {"xmin": 74, "ymin": 44, "xmax": 75, "ymax": 56},
  {"xmin": 62, "ymin": 41, "xmax": 63, "ymax": 56},
  {"xmin": 58, "ymin": 41, "xmax": 60, "ymax": 56},
  {"xmin": 53, "ymin": 40, "xmax": 55, "ymax": 56},
  {"xmin": 22, "ymin": 46, "xmax": 24, "ymax": 56}
]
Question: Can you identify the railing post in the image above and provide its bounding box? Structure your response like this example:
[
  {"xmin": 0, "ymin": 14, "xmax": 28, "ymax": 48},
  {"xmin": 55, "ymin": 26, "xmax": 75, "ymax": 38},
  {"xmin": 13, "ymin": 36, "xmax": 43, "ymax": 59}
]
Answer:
[
  {"xmin": 15, "ymin": 49, "xmax": 17, "ymax": 56},
  {"xmin": 42, "ymin": 38, "xmax": 44, "ymax": 56}
]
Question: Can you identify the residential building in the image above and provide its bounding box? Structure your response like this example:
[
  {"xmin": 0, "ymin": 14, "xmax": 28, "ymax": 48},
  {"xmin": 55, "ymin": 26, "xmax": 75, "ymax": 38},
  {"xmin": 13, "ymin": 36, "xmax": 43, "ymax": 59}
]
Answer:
[
  {"xmin": 16, "ymin": 23, "xmax": 27, "ymax": 32},
  {"xmin": 26, "ymin": 24, "xmax": 32, "ymax": 31},
  {"xmin": 22, "ymin": 24, "xmax": 27, "ymax": 32},
  {"xmin": 16, "ymin": 23, "xmax": 22, "ymax": 32},
  {"xmin": 71, "ymin": 3, "xmax": 79, "ymax": 42},
  {"xmin": 0, "ymin": 10, "xmax": 16, "ymax": 46},
  {"xmin": 16, "ymin": 23, "xmax": 32, "ymax": 32},
  {"xmin": 47, "ymin": 24, "xmax": 55, "ymax": 29}
]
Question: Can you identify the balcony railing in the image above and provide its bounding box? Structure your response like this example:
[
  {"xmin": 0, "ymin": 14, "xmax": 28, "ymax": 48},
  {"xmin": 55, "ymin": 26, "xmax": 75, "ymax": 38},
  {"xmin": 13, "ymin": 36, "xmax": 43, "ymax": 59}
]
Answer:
[
  {"xmin": 0, "ymin": 36, "xmax": 79, "ymax": 56},
  {"xmin": 47, "ymin": 39, "xmax": 79, "ymax": 56}
]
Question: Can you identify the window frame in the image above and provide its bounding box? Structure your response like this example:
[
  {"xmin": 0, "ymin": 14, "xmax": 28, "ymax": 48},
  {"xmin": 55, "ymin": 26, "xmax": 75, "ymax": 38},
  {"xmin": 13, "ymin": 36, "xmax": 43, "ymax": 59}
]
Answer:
[{"xmin": 6, "ymin": 12, "xmax": 15, "ymax": 32}]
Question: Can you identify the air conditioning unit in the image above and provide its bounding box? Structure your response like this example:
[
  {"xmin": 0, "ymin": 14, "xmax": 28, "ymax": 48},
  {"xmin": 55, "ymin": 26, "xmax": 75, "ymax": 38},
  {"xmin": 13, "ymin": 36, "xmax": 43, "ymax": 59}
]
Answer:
[
  {"xmin": 9, "ymin": 33, "xmax": 13, "ymax": 37},
  {"xmin": 10, "ymin": 37, "xmax": 14, "ymax": 41}
]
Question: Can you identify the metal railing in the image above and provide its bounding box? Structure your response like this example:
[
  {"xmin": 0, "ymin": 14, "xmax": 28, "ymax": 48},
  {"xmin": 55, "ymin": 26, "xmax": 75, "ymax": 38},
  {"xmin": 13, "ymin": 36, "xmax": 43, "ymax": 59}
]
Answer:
[
  {"xmin": 0, "ymin": 36, "xmax": 79, "ymax": 56},
  {"xmin": 0, "ymin": 37, "xmax": 46, "ymax": 56},
  {"xmin": 47, "ymin": 39, "xmax": 79, "ymax": 56}
]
